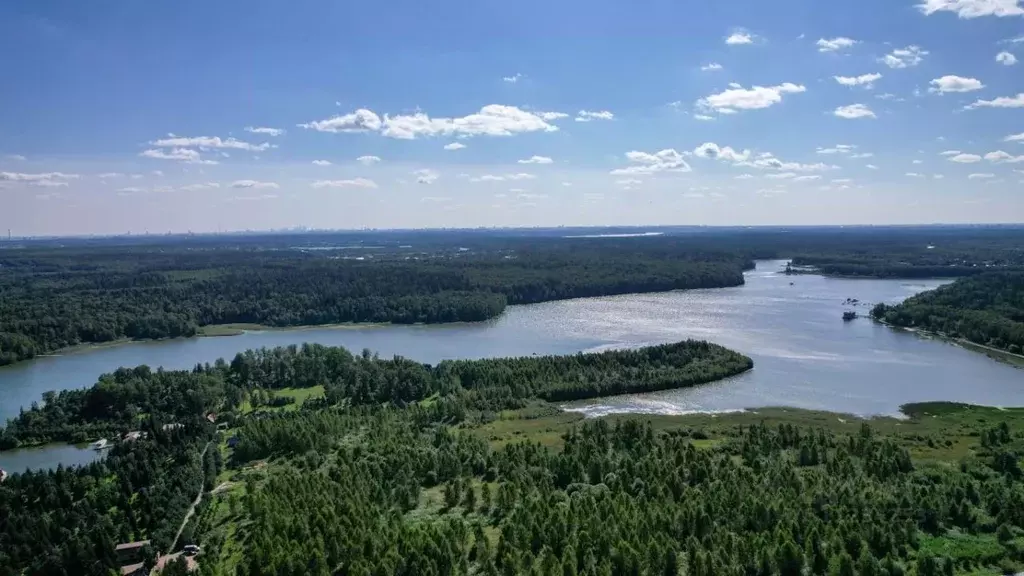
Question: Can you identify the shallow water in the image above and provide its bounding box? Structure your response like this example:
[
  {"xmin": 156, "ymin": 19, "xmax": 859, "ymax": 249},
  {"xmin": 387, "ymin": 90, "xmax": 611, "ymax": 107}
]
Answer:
[
  {"xmin": 0, "ymin": 260, "xmax": 1020, "ymax": 425},
  {"xmin": 0, "ymin": 442, "xmax": 105, "ymax": 474}
]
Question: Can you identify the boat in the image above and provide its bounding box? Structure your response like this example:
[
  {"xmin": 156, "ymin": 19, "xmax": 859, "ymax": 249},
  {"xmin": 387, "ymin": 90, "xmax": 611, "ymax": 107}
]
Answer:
[
  {"xmin": 842, "ymin": 311, "xmax": 857, "ymax": 321},
  {"xmin": 90, "ymin": 438, "xmax": 110, "ymax": 450}
]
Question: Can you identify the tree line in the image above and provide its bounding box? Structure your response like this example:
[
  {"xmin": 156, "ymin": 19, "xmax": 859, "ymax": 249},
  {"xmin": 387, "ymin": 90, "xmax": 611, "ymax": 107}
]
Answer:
[{"xmin": 871, "ymin": 272, "xmax": 1024, "ymax": 354}]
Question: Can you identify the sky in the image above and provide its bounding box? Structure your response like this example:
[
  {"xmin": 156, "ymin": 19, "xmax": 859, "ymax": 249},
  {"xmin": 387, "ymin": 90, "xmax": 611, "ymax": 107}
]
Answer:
[{"xmin": 2, "ymin": 0, "xmax": 1024, "ymax": 236}]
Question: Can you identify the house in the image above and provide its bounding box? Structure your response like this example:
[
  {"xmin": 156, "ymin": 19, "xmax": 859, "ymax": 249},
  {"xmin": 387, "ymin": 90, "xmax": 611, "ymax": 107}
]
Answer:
[
  {"xmin": 115, "ymin": 540, "xmax": 151, "ymax": 564},
  {"xmin": 205, "ymin": 413, "xmax": 217, "ymax": 423},
  {"xmin": 124, "ymin": 431, "xmax": 144, "ymax": 442},
  {"xmin": 120, "ymin": 562, "xmax": 147, "ymax": 576}
]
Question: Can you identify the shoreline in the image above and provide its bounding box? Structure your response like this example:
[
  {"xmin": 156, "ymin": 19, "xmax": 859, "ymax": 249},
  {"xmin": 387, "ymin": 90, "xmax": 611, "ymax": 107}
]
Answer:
[{"xmin": 874, "ymin": 318, "xmax": 1024, "ymax": 366}]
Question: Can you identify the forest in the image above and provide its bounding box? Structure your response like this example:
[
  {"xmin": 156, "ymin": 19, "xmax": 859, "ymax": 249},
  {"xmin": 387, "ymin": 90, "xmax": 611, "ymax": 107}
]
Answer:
[
  {"xmin": 871, "ymin": 272, "xmax": 1024, "ymax": 355},
  {"xmin": 1, "ymin": 337, "xmax": 1023, "ymax": 575},
  {"xmin": 4, "ymin": 225, "xmax": 1024, "ymax": 367}
]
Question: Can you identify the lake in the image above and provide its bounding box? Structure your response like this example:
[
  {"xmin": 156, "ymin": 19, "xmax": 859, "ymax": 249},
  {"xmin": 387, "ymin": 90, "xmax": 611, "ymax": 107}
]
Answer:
[
  {"xmin": 0, "ymin": 260, "xmax": 1021, "ymax": 427},
  {"xmin": 0, "ymin": 443, "xmax": 105, "ymax": 474}
]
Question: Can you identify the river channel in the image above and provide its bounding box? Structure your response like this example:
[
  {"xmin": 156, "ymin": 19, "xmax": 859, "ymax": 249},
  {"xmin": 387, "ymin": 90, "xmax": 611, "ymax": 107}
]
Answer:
[{"xmin": 1, "ymin": 260, "xmax": 1021, "ymax": 431}]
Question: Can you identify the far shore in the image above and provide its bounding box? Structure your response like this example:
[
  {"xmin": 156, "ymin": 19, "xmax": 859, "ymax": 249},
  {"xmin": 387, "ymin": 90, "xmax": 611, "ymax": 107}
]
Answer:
[{"xmin": 874, "ymin": 318, "xmax": 1024, "ymax": 367}]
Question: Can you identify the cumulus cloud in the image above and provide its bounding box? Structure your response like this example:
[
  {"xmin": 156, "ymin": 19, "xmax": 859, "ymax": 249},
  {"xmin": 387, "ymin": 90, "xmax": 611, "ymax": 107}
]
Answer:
[
  {"xmin": 470, "ymin": 174, "xmax": 536, "ymax": 182},
  {"xmin": 414, "ymin": 169, "xmax": 440, "ymax": 184},
  {"xmin": 140, "ymin": 148, "xmax": 219, "ymax": 164},
  {"xmin": 697, "ymin": 82, "xmax": 806, "ymax": 114},
  {"xmin": 968, "ymin": 173, "xmax": 996, "ymax": 179},
  {"xmin": 918, "ymin": 0, "xmax": 1024, "ymax": 18},
  {"xmin": 518, "ymin": 155, "xmax": 553, "ymax": 164},
  {"xmin": 151, "ymin": 135, "xmax": 272, "ymax": 152},
  {"xmin": 311, "ymin": 178, "xmax": 378, "ymax": 189},
  {"xmin": 1005, "ymin": 132, "xmax": 1024, "ymax": 142},
  {"xmin": 443, "ymin": 142, "xmax": 466, "ymax": 150},
  {"xmin": 997, "ymin": 51, "xmax": 1018, "ymax": 65},
  {"xmin": 537, "ymin": 112, "xmax": 569, "ymax": 121},
  {"xmin": 817, "ymin": 37, "xmax": 858, "ymax": 52},
  {"xmin": 765, "ymin": 172, "xmax": 797, "ymax": 179},
  {"xmin": 725, "ymin": 30, "xmax": 755, "ymax": 45},
  {"xmin": 701, "ymin": 63, "xmax": 723, "ymax": 71},
  {"xmin": 880, "ymin": 46, "xmax": 928, "ymax": 68},
  {"xmin": 693, "ymin": 142, "xmax": 751, "ymax": 162},
  {"xmin": 929, "ymin": 75, "xmax": 984, "ymax": 93},
  {"xmin": 736, "ymin": 153, "xmax": 837, "ymax": 172},
  {"xmin": 503, "ymin": 73, "xmax": 523, "ymax": 83},
  {"xmin": 984, "ymin": 150, "xmax": 1024, "ymax": 162},
  {"xmin": 357, "ymin": 155, "xmax": 381, "ymax": 165},
  {"xmin": 834, "ymin": 73, "xmax": 882, "ymax": 88},
  {"xmin": 245, "ymin": 126, "xmax": 285, "ymax": 136},
  {"xmin": 230, "ymin": 180, "xmax": 279, "ymax": 189},
  {"xmin": 299, "ymin": 109, "xmax": 383, "ymax": 133},
  {"xmin": 575, "ymin": 110, "xmax": 614, "ymax": 122},
  {"xmin": 610, "ymin": 149, "xmax": 692, "ymax": 175},
  {"xmin": 380, "ymin": 105, "xmax": 563, "ymax": 139},
  {"xmin": 816, "ymin": 144, "xmax": 857, "ymax": 155},
  {"xmin": 693, "ymin": 114, "xmax": 716, "ymax": 121},
  {"xmin": 312, "ymin": 160, "xmax": 332, "ymax": 166},
  {"xmin": 833, "ymin": 104, "xmax": 876, "ymax": 119},
  {"xmin": 793, "ymin": 175, "xmax": 822, "ymax": 181},
  {"xmin": 948, "ymin": 153, "xmax": 982, "ymax": 163},
  {"xmin": 939, "ymin": 150, "xmax": 962, "ymax": 156},
  {"xmin": 965, "ymin": 93, "xmax": 1024, "ymax": 109}
]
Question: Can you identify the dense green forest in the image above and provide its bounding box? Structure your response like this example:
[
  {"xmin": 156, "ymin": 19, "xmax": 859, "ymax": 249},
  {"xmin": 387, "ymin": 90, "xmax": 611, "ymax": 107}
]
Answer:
[
  {"xmin": 2, "ymin": 338, "xmax": 1023, "ymax": 575},
  {"xmin": 1, "ymin": 341, "xmax": 750, "ymax": 448},
  {"xmin": 872, "ymin": 272, "xmax": 1024, "ymax": 355},
  {"xmin": 3, "ymin": 225, "xmax": 1024, "ymax": 367}
]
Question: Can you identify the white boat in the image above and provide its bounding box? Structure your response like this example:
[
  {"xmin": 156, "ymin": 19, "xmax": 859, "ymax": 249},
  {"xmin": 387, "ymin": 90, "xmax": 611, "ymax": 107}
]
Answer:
[{"xmin": 90, "ymin": 439, "xmax": 110, "ymax": 450}]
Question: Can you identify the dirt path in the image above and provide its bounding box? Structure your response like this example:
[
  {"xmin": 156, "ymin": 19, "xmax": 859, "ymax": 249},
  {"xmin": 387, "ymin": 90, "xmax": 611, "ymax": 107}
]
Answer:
[{"xmin": 170, "ymin": 441, "xmax": 211, "ymax": 552}]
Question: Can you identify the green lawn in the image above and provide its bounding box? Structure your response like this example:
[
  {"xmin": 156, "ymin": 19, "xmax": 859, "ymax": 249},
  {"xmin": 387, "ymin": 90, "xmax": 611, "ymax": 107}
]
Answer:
[{"xmin": 239, "ymin": 385, "xmax": 325, "ymax": 414}]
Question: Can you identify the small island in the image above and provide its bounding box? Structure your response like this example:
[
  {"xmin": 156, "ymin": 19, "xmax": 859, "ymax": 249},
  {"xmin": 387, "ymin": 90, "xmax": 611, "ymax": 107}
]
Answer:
[{"xmin": 843, "ymin": 310, "xmax": 858, "ymax": 321}]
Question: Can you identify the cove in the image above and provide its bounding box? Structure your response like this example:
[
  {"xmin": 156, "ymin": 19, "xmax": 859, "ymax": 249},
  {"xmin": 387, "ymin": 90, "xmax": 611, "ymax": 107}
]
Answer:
[{"xmin": 0, "ymin": 260, "xmax": 1021, "ymax": 425}]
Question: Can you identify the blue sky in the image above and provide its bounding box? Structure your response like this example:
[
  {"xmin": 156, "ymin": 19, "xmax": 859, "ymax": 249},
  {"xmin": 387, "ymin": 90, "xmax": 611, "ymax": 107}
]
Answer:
[{"xmin": 2, "ymin": 0, "xmax": 1023, "ymax": 235}]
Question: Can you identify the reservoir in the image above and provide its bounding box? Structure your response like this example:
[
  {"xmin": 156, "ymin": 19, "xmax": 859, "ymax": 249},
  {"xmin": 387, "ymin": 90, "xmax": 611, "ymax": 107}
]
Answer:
[{"xmin": 0, "ymin": 260, "xmax": 1020, "ymax": 425}]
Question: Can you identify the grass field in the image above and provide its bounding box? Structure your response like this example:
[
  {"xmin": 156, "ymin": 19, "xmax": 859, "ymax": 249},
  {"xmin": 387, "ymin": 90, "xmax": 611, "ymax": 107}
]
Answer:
[{"xmin": 238, "ymin": 385, "xmax": 325, "ymax": 414}]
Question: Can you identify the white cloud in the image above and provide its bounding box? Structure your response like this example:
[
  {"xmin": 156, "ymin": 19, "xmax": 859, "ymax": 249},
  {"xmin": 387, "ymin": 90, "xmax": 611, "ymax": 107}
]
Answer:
[
  {"xmin": 180, "ymin": 182, "xmax": 221, "ymax": 191},
  {"xmin": 230, "ymin": 180, "xmax": 279, "ymax": 189},
  {"xmin": 140, "ymin": 148, "xmax": 218, "ymax": 164},
  {"xmin": 929, "ymin": 75, "xmax": 984, "ymax": 93},
  {"xmin": 735, "ymin": 174, "xmax": 754, "ymax": 179},
  {"xmin": 876, "ymin": 93, "xmax": 904, "ymax": 101},
  {"xmin": 912, "ymin": 159, "xmax": 924, "ymax": 164},
  {"xmin": 311, "ymin": 178, "xmax": 378, "ymax": 189},
  {"xmin": 880, "ymin": 46, "xmax": 928, "ymax": 68},
  {"xmin": 615, "ymin": 178, "xmax": 644, "ymax": 186},
  {"xmin": 940, "ymin": 150, "xmax": 962, "ymax": 156},
  {"xmin": 697, "ymin": 82, "xmax": 805, "ymax": 114},
  {"xmin": 997, "ymin": 51, "xmax": 1018, "ymax": 65},
  {"xmin": 693, "ymin": 142, "xmax": 751, "ymax": 162},
  {"xmin": 357, "ymin": 155, "xmax": 381, "ymax": 165},
  {"xmin": 765, "ymin": 172, "xmax": 797, "ymax": 179},
  {"xmin": 693, "ymin": 114, "xmax": 716, "ymax": 121},
  {"xmin": 97, "ymin": 172, "xmax": 124, "ymax": 179},
  {"xmin": 610, "ymin": 149, "xmax": 692, "ymax": 175},
  {"xmin": 866, "ymin": 164, "xmax": 879, "ymax": 169},
  {"xmin": 537, "ymin": 111, "xmax": 569, "ymax": 121},
  {"xmin": 984, "ymin": 150, "xmax": 1024, "ymax": 162},
  {"xmin": 850, "ymin": 152, "xmax": 874, "ymax": 158},
  {"xmin": 575, "ymin": 110, "xmax": 615, "ymax": 122},
  {"xmin": 701, "ymin": 63, "xmax": 723, "ymax": 71},
  {"xmin": 380, "ymin": 105, "xmax": 563, "ymax": 139},
  {"xmin": 245, "ymin": 126, "xmax": 285, "ymax": 136},
  {"xmin": 503, "ymin": 73, "xmax": 523, "ymax": 83},
  {"xmin": 816, "ymin": 144, "xmax": 857, "ymax": 154},
  {"xmin": 793, "ymin": 175, "xmax": 822, "ymax": 181},
  {"xmin": 965, "ymin": 93, "xmax": 1024, "ymax": 109},
  {"xmin": 151, "ymin": 135, "xmax": 272, "ymax": 152},
  {"xmin": 300, "ymin": 109, "xmax": 382, "ymax": 133},
  {"xmin": 725, "ymin": 30, "xmax": 754, "ymax": 45},
  {"xmin": 918, "ymin": 0, "xmax": 1024, "ymax": 18},
  {"xmin": 518, "ymin": 155, "xmax": 553, "ymax": 164},
  {"xmin": 834, "ymin": 73, "xmax": 882, "ymax": 88},
  {"xmin": 934, "ymin": 174, "xmax": 945, "ymax": 179},
  {"xmin": 817, "ymin": 37, "xmax": 858, "ymax": 52},
  {"xmin": 414, "ymin": 169, "xmax": 440, "ymax": 184},
  {"xmin": 1005, "ymin": 132, "xmax": 1024, "ymax": 142},
  {"xmin": 443, "ymin": 142, "xmax": 466, "ymax": 151},
  {"xmin": 831, "ymin": 178, "xmax": 853, "ymax": 184},
  {"xmin": 833, "ymin": 104, "xmax": 876, "ymax": 119},
  {"xmin": 906, "ymin": 172, "xmax": 925, "ymax": 177},
  {"xmin": 949, "ymin": 153, "xmax": 983, "ymax": 163},
  {"xmin": 968, "ymin": 173, "xmax": 996, "ymax": 179},
  {"xmin": 5, "ymin": 154, "xmax": 26, "ymax": 161},
  {"xmin": 736, "ymin": 153, "xmax": 837, "ymax": 172},
  {"xmin": 312, "ymin": 160, "xmax": 332, "ymax": 166}
]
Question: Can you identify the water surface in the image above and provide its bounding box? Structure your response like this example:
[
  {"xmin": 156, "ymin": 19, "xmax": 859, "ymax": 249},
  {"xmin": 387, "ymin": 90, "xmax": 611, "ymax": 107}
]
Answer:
[
  {"xmin": 0, "ymin": 443, "xmax": 105, "ymax": 474},
  {"xmin": 0, "ymin": 260, "xmax": 1020, "ymax": 422}
]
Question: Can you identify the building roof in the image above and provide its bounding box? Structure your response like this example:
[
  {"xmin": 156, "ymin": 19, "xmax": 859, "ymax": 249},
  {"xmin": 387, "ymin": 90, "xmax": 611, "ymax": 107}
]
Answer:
[
  {"xmin": 115, "ymin": 540, "xmax": 151, "ymax": 551},
  {"xmin": 120, "ymin": 562, "xmax": 145, "ymax": 575}
]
